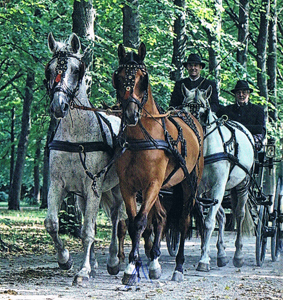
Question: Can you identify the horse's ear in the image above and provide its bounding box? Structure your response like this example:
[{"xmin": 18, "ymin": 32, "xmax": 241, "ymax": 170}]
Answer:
[
  {"xmin": 69, "ymin": 33, "xmax": 81, "ymax": 54},
  {"xmin": 118, "ymin": 44, "xmax": 126, "ymax": 62},
  {"xmin": 48, "ymin": 32, "xmax": 56, "ymax": 53},
  {"xmin": 206, "ymin": 85, "xmax": 213, "ymax": 99},
  {"xmin": 112, "ymin": 72, "xmax": 118, "ymax": 89},
  {"xmin": 138, "ymin": 42, "xmax": 146, "ymax": 62},
  {"xmin": 181, "ymin": 83, "xmax": 189, "ymax": 98}
]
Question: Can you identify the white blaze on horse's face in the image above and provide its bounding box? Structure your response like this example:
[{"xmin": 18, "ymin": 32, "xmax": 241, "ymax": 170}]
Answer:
[{"xmin": 47, "ymin": 33, "xmax": 83, "ymax": 119}]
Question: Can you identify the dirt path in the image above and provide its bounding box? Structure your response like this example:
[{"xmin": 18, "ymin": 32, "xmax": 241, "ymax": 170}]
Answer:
[{"xmin": 0, "ymin": 232, "xmax": 282, "ymax": 300}]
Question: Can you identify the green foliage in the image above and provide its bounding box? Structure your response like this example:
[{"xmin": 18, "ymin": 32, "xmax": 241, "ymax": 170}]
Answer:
[{"xmin": 1, "ymin": 0, "xmax": 283, "ymax": 195}]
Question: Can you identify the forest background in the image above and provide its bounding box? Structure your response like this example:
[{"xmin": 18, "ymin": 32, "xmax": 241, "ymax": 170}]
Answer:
[{"xmin": 0, "ymin": 0, "xmax": 282, "ymax": 210}]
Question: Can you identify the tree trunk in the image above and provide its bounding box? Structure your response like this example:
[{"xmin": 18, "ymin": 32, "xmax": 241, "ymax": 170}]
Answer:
[
  {"xmin": 267, "ymin": 0, "xmax": 277, "ymax": 122},
  {"xmin": 40, "ymin": 116, "xmax": 58, "ymax": 209},
  {"xmin": 8, "ymin": 72, "xmax": 34, "ymax": 210},
  {"xmin": 256, "ymin": 0, "xmax": 270, "ymax": 99},
  {"xmin": 170, "ymin": 0, "xmax": 186, "ymax": 82},
  {"xmin": 72, "ymin": 0, "xmax": 95, "ymax": 98},
  {"xmin": 122, "ymin": 0, "xmax": 140, "ymax": 48},
  {"xmin": 33, "ymin": 141, "xmax": 41, "ymax": 205},
  {"xmin": 206, "ymin": 0, "xmax": 222, "ymax": 91},
  {"xmin": 237, "ymin": 0, "xmax": 249, "ymax": 72},
  {"xmin": 10, "ymin": 107, "xmax": 15, "ymax": 189}
]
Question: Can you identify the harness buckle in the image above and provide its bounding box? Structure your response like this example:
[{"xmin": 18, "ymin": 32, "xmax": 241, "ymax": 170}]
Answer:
[{"xmin": 79, "ymin": 144, "xmax": 85, "ymax": 152}]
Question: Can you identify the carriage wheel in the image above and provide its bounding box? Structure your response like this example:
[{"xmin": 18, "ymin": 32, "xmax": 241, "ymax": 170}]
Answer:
[
  {"xmin": 166, "ymin": 227, "xmax": 180, "ymax": 257},
  {"xmin": 271, "ymin": 177, "xmax": 283, "ymax": 261},
  {"xmin": 256, "ymin": 205, "xmax": 268, "ymax": 267}
]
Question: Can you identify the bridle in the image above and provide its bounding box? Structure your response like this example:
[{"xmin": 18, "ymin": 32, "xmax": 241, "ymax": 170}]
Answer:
[
  {"xmin": 185, "ymin": 89, "xmax": 208, "ymax": 122},
  {"xmin": 44, "ymin": 51, "xmax": 85, "ymax": 103},
  {"xmin": 113, "ymin": 60, "xmax": 148, "ymax": 118}
]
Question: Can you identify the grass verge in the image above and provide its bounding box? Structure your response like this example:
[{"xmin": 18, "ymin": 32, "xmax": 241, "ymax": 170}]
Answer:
[{"xmin": 0, "ymin": 209, "xmax": 114, "ymax": 258}]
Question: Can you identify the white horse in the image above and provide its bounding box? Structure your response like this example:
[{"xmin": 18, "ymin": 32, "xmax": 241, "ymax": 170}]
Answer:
[
  {"xmin": 182, "ymin": 84, "xmax": 255, "ymax": 271},
  {"xmin": 44, "ymin": 32, "xmax": 124, "ymax": 284}
]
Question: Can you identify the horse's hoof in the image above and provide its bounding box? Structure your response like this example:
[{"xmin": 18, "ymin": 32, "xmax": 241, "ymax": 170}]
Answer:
[
  {"xmin": 149, "ymin": 267, "xmax": 161, "ymax": 280},
  {"xmin": 73, "ymin": 275, "xmax": 89, "ymax": 286},
  {"xmin": 122, "ymin": 272, "xmax": 137, "ymax": 286},
  {"xmin": 196, "ymin": 262, "xmax": 210, "ymax": 272},
  {"xmin": 171, "ymin": 270, "xmax": 184, "ymax": 282},
  {"xmin": 233, "ymin": 257, "xmax": 244, "ymax": 268},
  {"xmin": 107, "ymin": 263, "xmax": 120, "ymax": 275},
  {"xmin": 217, "ymin": 256, "xmax": 229, "ymax": 267},
  {"xmin": 58, "ymin": 255, "xmax": 73, "ymax": 270}
]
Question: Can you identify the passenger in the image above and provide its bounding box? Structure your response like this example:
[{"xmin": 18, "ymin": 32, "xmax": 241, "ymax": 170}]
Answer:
[
  {"xmin": 170, "ymin": 53, "xmax": 220, "ymax": 113},
  {"xmin": 217, "ymin": 80, "xmax": 266, "ymax": 151}
]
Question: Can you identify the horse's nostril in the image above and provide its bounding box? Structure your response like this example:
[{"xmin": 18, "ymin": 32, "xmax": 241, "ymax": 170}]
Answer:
[{"xmin": 63, "ymin": 103, "xmax": 69, "ymax": 112}]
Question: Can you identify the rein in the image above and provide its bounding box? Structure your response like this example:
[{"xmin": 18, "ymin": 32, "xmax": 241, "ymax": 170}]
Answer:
[{"xmin": 71, "ymin": 102, "xmax": 170, "ymax": 118}]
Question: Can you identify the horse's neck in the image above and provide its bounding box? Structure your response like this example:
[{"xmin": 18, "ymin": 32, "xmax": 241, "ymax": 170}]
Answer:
[
  {"xmin": 55, "ymin": 81, "xmax": 99, "ymax": 142},
  {"xmin": 126, "ymin": 86, "xmax": 162, "ymax": 139},
  {"xmin": 143, "ymin": 85, "xmax": 160, "ymax": 115},
  {"xmin": 203, "ymin": 110, "xmax": 225, "ymax": 155}
]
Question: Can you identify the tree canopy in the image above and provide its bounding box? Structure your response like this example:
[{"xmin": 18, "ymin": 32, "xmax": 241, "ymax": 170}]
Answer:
[{"xmin": 0, "ymin": 0, "xmax": 282, "ymax": 205}]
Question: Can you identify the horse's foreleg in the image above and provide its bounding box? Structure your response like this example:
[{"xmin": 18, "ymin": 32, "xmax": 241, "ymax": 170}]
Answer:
[
  {"xmin": 171, "ymin": 231, "xmax": 186, "ymax": 282},
  {"xmin": 196, "ymin": 203, "xmax": 220, "ymax": 272},
  {"xmin": 233, "ymin": 177, "xmax": 249, "ymax": 268},
  {"xmin": 216, "ymin": 206, "xmax": 229, "ymax": 267},
  {"xmin": 122, "ymin": 209, "xmax": 147, "ymax": 286},
  {"xmin": 106, "ymin": 186, "xmax": 124, "ymax": 275},
  {"xmin": 142, "ymin": 222, "xmax": 153, "ymax": 261},
  {"xmin": 44, "ymin": 186, "xmax": 72, "ymax": 270},
  {"xmin": 118, "ymin": 219, "xmax": 127, "ymax": 262},
  {"xmin": 73, "ymin": 186, "xmax": 101, "ymax": 285},
  {"xmin": 171, "ymin": 187, "xmax": 195, "ymax": 282},
  {"xmin": 122, "ymin": 193, "xmax": 158, "ymax": 285},
  {"xmin": 148, "ymin": 199, "xmax": 166, "ymax": 280}
]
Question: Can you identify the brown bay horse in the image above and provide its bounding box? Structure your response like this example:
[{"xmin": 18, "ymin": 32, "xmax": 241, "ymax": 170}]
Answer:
[{"xmin": 112, "ymin": 43, "xmax": 204, "ymax": 284}]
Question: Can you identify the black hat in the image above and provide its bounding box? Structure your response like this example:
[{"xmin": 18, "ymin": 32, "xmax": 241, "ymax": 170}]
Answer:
[
  {"xmin": 231, "ymin": 80, "xmax": 253, "ymax": 94},
  {"xmin": 183, "ymin": 54, "xmax": 205, "ymax": 68}
]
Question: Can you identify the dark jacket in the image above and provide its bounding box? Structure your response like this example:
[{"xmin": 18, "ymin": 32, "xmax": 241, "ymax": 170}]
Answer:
[
  {"xmin": 216, "ymin": 102, "xmax": 266, "ymax": 138},
  {"xmin": 170, "ymin": 76, "xmax": 220, "ymax": 113}
]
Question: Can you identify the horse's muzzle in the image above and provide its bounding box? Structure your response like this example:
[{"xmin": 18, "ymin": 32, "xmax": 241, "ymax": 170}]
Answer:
[
  {"xmin": 125, "ymin": 110, "xmax": 139, "ymax": 126},
  {"xmin": 50, "ymin": 93, "xmax": 69, "ymax": 119}
]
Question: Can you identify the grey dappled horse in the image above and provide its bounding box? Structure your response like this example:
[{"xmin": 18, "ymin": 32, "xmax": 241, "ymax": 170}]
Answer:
[
  {"xmin": 182, "ymin": 84, "xmax": 255, "ymax": 271},
  {"xmin": 44, "ymin": 33, "xmax": 124, "ymax": 284}
]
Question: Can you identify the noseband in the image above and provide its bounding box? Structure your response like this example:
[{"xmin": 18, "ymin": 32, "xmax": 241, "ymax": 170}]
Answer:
[
  {"xmin": 114, "ymin": 61, "xmax": 148, "ymax": 114},
  {"xmin": 45, "ymin": 51, "xmax": 85, "ymax": 102}
]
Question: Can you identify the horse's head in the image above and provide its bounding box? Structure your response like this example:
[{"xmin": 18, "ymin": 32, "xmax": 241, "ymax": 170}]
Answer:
[
  {"xmin": 45, "ymin": 33, "xmax": 86, "ymax": 119},
  {"xmin": 112, "ymin": 43, "xmax": 148, "ymax": 126},
  {"xmin": 182, "ymin": 84, "xmax": 212, "ymax": 124}
]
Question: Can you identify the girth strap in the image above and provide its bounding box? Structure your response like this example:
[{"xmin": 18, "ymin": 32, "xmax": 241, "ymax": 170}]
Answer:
[
  {"xmin": 204, "ymin": 152, "xmax": 251, "ymax": 175},
  {"xmin": 125, "ymin": 139, "xmax": 171, "ymax": 152},
  {"xmin": 48, "ymin": 140, "xmax": 114, "ymax": 155}
]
